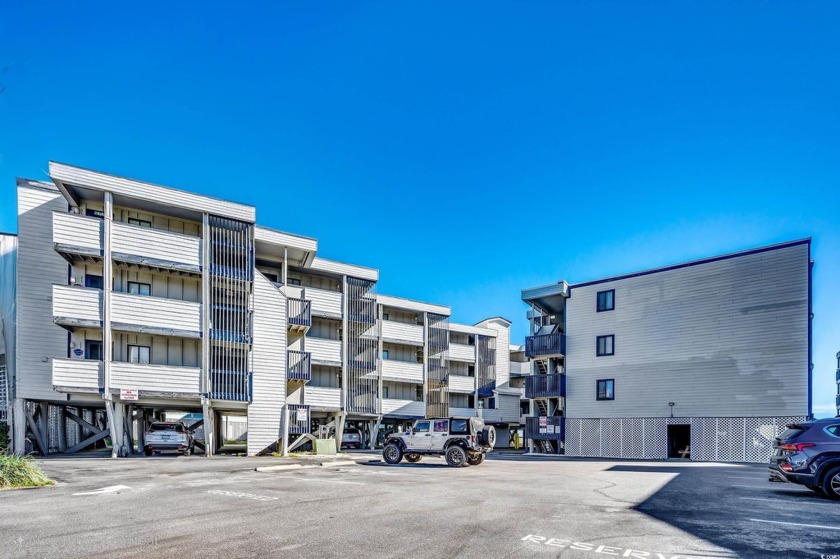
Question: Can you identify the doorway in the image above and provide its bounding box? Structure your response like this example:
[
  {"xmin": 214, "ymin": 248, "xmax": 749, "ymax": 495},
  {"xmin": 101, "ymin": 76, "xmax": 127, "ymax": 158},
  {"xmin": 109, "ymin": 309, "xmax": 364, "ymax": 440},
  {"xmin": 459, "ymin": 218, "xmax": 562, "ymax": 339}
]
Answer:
[{"xmin": 667, "ymin": 424, "xmax": 691, "ymax": 459}]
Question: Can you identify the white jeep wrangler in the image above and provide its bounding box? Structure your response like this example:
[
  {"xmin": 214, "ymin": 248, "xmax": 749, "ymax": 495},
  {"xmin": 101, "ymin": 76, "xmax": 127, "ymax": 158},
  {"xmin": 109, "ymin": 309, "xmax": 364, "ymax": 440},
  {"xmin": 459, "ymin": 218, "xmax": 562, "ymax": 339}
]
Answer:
[{"xmin": 382, "ymin": 417, "xmax": 495, "ymax": 467}]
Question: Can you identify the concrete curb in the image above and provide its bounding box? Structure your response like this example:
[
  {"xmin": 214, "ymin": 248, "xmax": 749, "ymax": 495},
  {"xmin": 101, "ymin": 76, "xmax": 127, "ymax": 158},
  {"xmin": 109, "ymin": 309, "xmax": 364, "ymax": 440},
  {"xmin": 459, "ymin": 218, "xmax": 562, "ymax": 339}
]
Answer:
[{"xmin": 254, "ymin": 464, "xmax": 306, "ymax": 472}]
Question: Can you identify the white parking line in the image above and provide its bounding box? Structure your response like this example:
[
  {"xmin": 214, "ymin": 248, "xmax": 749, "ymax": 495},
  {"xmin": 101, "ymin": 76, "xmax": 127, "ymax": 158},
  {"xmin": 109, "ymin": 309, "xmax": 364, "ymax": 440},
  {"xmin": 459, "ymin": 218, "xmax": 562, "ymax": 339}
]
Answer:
[
  {"xmin": 73, "ymin": 485, "xmax": 131, "ymax": 496},
  {"xmin": 749, "ymin": 518, "xmax": 840, "ymax": 531}
]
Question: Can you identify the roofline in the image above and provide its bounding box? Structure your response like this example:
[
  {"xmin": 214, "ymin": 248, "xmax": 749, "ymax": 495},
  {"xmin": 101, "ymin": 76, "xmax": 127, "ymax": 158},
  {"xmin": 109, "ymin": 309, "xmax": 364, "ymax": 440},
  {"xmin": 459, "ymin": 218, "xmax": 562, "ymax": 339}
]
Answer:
[
  {"xmin": 569, "ymin": 238, "xmax": 812, "ymax": 289},
  {"xmin": 475, "ymin": 316, "xmax": 513, "ymax": 327},
  {"xmin": 17, "ymin": 177, "xmax": 58, "ymax": 192},
  {"xmin": 0, "ymin": 232, "xmax": 18, "ymax": 237},
  {"xmin": 377, "ymin": 294, "xmax": 450, "ymax": 316}
]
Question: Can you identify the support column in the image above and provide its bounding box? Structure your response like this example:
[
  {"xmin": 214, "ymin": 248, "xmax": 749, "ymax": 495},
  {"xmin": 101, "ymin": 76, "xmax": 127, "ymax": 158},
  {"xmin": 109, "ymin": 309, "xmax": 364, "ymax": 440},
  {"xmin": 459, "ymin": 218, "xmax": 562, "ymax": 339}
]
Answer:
[
  {"xmin": 137, "ymin": 410, "xmax": 145, "ymax": 454},
  {"xmin": 102, "ymin": 191, "xmax": 116, "ymax": 456},
  {"xmin": 57, "ymin": 407, "xmax": 67, "ymax": 453},
  {"xmin": 334, "ymin": 412, "xmax": 346, "ymax": 453},
  {"xmin": 38, "ymin": 402, "xmax": 49, "ymax": 453},
  {"xmin": 368, "ymin": 418, "xmax": 379, "ymax": 450},
  {"xmin": 201, "ymin": 212, "xmax": 213, "ymax": 457},
  {"xmin": 281, "ymin": 405, "xmax": 289, "ymax": 457},
  {"xmin": 12, "ymin": 399, "xmax": 25, "ymax": 454}
]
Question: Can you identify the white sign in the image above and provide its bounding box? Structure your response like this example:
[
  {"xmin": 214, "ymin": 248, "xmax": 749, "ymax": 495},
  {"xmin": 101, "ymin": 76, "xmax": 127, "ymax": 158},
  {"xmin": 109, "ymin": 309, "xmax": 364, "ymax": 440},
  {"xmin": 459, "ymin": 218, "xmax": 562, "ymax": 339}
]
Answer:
[
  {"xmin": 296, "ymin": 408, "xmax": 308, "ymax": 422},
  {"xmin": 120, "ymin": 389, "xmax": 138, "ymax": 401},
  {"xmin": 539, "ymin": 428, "xmax": 547, "ymax": 434},
  {"xmin": 539, "ymin": 416, "xmax": 547, "ymax": 427},
  {"xmin": 547, "ymin": 425, "xmax": 555, "ymax": 434}
]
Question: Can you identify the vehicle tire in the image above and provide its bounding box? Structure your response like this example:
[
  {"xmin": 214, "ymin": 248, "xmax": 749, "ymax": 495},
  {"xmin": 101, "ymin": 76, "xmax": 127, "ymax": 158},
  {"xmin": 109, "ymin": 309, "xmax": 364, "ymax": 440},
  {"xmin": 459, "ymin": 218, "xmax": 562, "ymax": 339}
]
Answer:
[
  {"xmin": 821, "ymin": 466, "xmax": 840, "ymax": 500},
  {"xmin": 183, "ymin": 445, "xmax": 193, "ymax": 456},
  {"xmin": 144, "ymin": 447, "xmax": 153, "ymax": 457},
  {"xmin": 405, "ymin": 453, "xmax": 422, "ymax": 463},
  {"xmin": 479, "ymin": 426, "xmax": 496, "ymax": 449},
  {"xmin": 467, "ymin": 453, "xmax": 485, "ymax": 466},
  {"xmin": 383, "ymin": 443, "xmax": 403, "ymax": 465},
  {"xmin": 445, "ymin": 445, "xmax": 468, "ymax": 467}
]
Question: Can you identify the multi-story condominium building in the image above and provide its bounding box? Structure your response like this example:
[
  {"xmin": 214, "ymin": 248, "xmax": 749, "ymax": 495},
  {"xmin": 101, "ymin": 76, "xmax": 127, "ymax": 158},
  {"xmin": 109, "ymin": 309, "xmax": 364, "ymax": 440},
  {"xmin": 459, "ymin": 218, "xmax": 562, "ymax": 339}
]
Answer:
[
  {"xmin": 4, "ymin": 162, "xmax": 521, "ymax": 457},
  {"xmin": 836, "ymin": 350, "xmax": 840, "ymax": 417},
  {"xmin": 522, "ymin": 239, "xmax": 813, "ymax": 462},
  {"xmin": 0, "ymin": 233, "xmax": 14, "ymax": 428}
]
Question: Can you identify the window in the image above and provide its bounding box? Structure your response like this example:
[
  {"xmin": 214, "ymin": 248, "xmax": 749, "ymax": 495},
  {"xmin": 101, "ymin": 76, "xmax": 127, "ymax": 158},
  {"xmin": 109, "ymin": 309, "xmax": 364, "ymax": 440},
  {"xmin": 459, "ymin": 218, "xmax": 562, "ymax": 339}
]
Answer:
[
  {"xmin": 383, "ymin": 386, "xmax": 389, "ymax": 398},
  {"xmin": 414, "ymin": 420, "xmax": 430, "ymax": 433},
  {"xmin": 488, "ymin": 397, "xmax": 496, "ymax": 410},
  {"xmin": 415, "ymin": 386, "xmax": 423, "ymax": 401},
  {"xmin": 597, "ymin": 379, "xmax": 615, "ymax": 400},
  {"xmin": 383, "ymin": 312, "xmax": 389, "ymax": 320},
  {"xmin": 433, "ymin": 420, "xmax": 449, "ymax": 433},
  {"xmin": 128, "ymin": 345, "xmax": 151, "ymax": 364},
  {"xmin": 127, "ymin": 281, "xmax": 151, "ymax": 296},
  {"xmin": 450, "ymin": 419, "xmax": 469, "ymax": 434},
  {"xmin": 596, "ymin": 335, "xmax": 615, "ymax": 356},
  {"xmin": 382, "ymin": 350, "xmax": 389, "ymax": 360},
  {"xmin": 825, "ymin": 425, "xmax": 840, "ymax": 438},
  {"xmin": 85, "ymin": 208, "xmax": 104, "ymax": 218},
  {"xmin": 597, "ymin": 289, "xmax": 615, "ymax": 312},
  {"xmin": 85, "ymin": 275, "xmax": 103, "ymax": 289},
  {"xmin": 128, "ymin": 218, "xmax": 152, "ymax": 228},
  {"xmin": 263, "ymin": 272, "xmax": 279, "ymax": 283},
  {"xmin": 287, "ymin": 278, "xmax": 301, "ymax": 286},
  {"xmin": 85, "ymin": 340, "xmax": 103, "ymax": 361}
]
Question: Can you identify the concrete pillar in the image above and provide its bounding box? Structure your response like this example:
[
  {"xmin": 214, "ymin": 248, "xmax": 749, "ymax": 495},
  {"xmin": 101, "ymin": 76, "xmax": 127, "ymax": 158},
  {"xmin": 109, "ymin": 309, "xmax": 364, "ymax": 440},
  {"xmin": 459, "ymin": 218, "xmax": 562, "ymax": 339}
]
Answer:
[
  {"xmin": 57, "ymin": 407, "xmax": 67, "ymax": 452},
  {"xmin": 202, "ymin": 401, "xmax": 214, "ymax": 456},
  {"xmin": 137, "ymin": 409, "xmax": 145, "ymax": 454},
  {"xmin": 334, "ymin": 412, "xmax": 346, "ymax": 453},
  {"xmin": 12, "ymin": 398, "xmax": 25, "ymax": 454},
  {"xmin": 38, "ymin": 402, "xmax": 49, "ymax": 453},
  {"xmin": 281, "ymin": 406, "xmax": 289, "ymax": 457},
  {"xmin": 368, "ymin": 418, "xmax": 379, "ymax": 450}
]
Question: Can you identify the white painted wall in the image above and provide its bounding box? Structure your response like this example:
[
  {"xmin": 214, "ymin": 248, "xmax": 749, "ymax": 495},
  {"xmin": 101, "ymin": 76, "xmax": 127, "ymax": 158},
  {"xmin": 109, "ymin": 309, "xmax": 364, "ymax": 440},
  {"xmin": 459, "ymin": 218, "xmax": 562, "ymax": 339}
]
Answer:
[
  {"xmin": 565, "ymin": 243, "xmax": 810, "ymax": 419},
  {"xmin": 248, "ymin": 271, "xmax": 287, "ymax": 455}
]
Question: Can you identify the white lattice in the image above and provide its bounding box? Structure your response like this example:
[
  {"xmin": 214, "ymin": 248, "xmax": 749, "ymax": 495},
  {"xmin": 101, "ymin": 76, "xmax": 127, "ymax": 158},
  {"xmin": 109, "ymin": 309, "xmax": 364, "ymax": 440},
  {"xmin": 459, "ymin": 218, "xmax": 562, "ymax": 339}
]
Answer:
[
  {"xmin": 566, "ymin": 415, "xmax": 806, "ymax": 463},
  {"xmin": 0, "ymin": 365, "xmax": 7, "ymax": 422}
]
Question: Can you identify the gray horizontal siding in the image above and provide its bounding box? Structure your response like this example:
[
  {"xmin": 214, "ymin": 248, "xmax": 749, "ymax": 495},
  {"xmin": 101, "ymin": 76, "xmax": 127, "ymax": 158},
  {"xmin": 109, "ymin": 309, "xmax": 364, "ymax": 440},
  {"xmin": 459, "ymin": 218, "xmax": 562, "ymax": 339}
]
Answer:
[{"xmin": 566, "ymin": 243, "xmax": 810, "ymax": 419}]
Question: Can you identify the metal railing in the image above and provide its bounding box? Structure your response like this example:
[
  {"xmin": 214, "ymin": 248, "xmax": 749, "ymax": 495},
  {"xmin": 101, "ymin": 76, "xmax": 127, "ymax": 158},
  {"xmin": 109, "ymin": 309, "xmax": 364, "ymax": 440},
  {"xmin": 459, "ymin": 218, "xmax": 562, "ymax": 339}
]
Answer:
[
  {"xmin": 525, "ymin": 333, "xmax": 566, "ymax": 358},
  {"xmin": 287, "ymin": 404, "xmax": 310, "ymax": 435},
  {"xmin": 288, "ymin": 297, "xmax": 312, "ymax": 327},
  {"xmin": 525, "ymin": 416, "xmax": 564, "ymax": 441},
  {"xmin": 525, "ymin": 373, "xmax": 566, "ymax": 399},
  {"xmin": 287, "ymin": 350, "xmax": 312, "ymax": 381},
  {"xmin": 210, "ymin": 370, "xmax": 252, "ymax": 402}
]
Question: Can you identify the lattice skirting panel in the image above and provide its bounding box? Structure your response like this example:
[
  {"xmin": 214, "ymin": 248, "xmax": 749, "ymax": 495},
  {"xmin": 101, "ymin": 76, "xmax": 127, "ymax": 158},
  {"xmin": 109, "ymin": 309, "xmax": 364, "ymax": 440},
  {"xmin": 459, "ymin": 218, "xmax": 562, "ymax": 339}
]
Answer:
[{"xmin": 565, "ymin": 416, "xmax": 807, "ymax": 463}]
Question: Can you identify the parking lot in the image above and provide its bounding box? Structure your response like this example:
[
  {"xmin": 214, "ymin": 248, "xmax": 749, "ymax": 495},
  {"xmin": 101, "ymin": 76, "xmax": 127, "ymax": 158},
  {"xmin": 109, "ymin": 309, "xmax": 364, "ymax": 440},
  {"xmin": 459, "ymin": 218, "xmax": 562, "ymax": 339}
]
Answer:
[{"xmin": 0, "ymin": 453, "xmax": 837, "ymax": 558}]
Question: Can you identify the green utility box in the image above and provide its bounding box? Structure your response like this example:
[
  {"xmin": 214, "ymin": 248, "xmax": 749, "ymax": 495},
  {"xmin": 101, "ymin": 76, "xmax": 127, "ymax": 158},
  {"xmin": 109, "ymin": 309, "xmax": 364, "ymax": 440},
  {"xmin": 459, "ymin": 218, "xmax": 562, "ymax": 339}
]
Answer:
[{"xmin": 315, "ymin": 439, "xmax": 337, "ymax": 455}]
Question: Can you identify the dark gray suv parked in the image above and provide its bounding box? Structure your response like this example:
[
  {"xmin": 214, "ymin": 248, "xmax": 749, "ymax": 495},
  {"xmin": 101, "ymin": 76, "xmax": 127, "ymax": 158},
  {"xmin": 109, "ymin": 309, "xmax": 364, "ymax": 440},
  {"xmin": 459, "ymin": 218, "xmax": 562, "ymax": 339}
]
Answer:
[{"xmin": 769, "ymin": 417, "xmax": 840, "ymax": 499}]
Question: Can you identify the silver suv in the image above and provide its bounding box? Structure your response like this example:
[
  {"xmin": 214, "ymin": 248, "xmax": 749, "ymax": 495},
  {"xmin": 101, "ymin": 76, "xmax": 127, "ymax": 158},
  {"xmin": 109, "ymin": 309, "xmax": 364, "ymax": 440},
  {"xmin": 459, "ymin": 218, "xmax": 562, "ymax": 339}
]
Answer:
[{"xmin": 382, "ymin": 417, "xmax": 495, "ymax": 467}]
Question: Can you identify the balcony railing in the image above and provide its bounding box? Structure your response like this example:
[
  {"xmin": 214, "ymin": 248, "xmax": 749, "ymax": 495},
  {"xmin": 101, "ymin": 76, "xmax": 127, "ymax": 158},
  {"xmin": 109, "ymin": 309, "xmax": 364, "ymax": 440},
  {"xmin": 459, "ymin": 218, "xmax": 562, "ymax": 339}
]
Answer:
[
  {"xmin": 288, "ymin": 297, "xmax": 312, "ymax": 329},
  {"xmin": 210, "ymin": 370, "xmax": 252, "ymax": 402},
  {"xmin": 52, "ymin": 358, "xmax": 103, "ymax": 392},
  {"xmin": 525, "ymin": 416, "xmax": 564, "ymax": 441},
  {"xmin": 381, "ymin": 360, "xmax": 424, "ymax": 383},
  {"xmin": 525, "ymin": 333, "xmax": 566, "ymax": 358},
  {"xmin": 448, "ymin": 374, "xmax": 476, "ymax": 393},
  {"xmin": 287, "ymin": 404, "xmax": 311, "ymax": 435},
  {"xmin": 381, "ymin": 399, "xmax": 425, "ymax": 417},
  {"xmin": 525, "ymin": 373, "xmax": 566, "ymax": 399},
  {"xmin": 111, "ymin": 362, "xmax": 201, "ymax": 396},
  {"xmin": 287, "ymin": 350, "xmax": 312, "ymax": 381}
]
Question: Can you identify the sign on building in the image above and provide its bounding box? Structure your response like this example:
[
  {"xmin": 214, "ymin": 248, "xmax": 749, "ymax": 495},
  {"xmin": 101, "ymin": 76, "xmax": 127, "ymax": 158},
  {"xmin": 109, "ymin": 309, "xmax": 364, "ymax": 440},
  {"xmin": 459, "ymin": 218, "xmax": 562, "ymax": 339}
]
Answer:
[
  {"xmin": 120, "ymin": 388, "xmax": 138, "ymax": 401},
  {"xmin": 296, "ymin": 408, "xmax": 308, "ymax": 422}
]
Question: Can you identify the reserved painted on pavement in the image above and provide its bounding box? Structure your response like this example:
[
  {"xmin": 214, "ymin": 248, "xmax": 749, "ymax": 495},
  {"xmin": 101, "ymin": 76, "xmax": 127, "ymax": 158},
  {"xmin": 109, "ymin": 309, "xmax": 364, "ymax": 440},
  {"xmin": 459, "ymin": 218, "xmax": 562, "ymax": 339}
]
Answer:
[{"xmin": 521, "ymin": 535, "xmax": 731, "ymax": 559}]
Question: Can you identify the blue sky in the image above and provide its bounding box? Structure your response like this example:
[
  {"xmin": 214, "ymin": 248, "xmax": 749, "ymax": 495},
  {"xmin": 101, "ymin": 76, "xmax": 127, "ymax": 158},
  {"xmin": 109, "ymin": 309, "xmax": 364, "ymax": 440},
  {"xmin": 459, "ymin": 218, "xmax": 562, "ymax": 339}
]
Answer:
[{"xmin": 1, "ymin": 2, "xmax": 838, "ymax": 416}]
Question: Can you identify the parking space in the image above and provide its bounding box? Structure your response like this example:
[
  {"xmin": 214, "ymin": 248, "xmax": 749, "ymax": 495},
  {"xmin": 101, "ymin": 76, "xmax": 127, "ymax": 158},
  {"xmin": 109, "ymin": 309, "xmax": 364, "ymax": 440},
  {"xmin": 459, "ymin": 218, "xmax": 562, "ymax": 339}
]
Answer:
[{"xmin": 0, "ymin": 455, "xmax": 837, "ymax": 558}]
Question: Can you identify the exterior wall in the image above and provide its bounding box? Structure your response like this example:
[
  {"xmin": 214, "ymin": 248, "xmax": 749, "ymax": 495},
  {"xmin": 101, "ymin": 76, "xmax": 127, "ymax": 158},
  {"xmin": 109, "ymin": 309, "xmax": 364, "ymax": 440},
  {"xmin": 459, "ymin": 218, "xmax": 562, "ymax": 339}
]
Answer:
[
  {"xmin": 566, "ymin": 242, "xmax": 810, "ymax": 420},
  {"xmin": 247, "ymin": 271, "xmax": 287, "ymax": 455},
  {"xmin": 16, "ymin": 183, "xmax": 70, "ymax": 401}
]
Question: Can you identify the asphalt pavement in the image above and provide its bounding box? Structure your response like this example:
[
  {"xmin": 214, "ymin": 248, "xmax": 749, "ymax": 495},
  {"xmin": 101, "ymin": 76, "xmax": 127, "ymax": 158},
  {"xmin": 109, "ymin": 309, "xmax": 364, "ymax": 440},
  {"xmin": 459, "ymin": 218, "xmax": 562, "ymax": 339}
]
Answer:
[{"xmin": 0, "ymin": 452, "xmax": 837, "ymax": 558}]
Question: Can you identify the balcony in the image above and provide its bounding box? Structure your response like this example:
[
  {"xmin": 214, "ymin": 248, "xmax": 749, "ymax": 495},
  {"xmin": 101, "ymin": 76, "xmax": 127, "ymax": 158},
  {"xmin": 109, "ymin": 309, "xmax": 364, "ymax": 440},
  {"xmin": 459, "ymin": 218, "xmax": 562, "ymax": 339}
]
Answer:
[
  {"xmin": 448, "ymin": 375, "xmax": 476, "ymax": 394},
  {"xmin": 287, "ymin": 404, "xmax": 311, "ymax": 435},
  {"xmin": 381, "ymin": 320, "xmax": 424, "ymax": 346},
  {"xmin": 111, "ymin": 293, "xmax": 202, "ymax": 338},
  {"xmin": 210, "ymin": 370, "xmax": 252, "ymax": 402},
  {"xmin": 381, "ymin": 399, "xmax": 425, "ymax": 418},
  {"xmin": 448, "ymin": 343, "xmax": 475, "ymax": 362},
  {"xmin": 53, "ymin": 212, "xmax": 103, "ymax": 262},
  {"xmin": 111, "ymin": 221, "xmax": 202, "ymax": 275},
  {"xmin": 287, "ymin": 350, "xmax": 312, "ymax": 381},
  {"xmin": 381, "ymin": 360, "xmax": 424, "ymax": 384},
  {"xmin": 305, "ymin": 386, "xmax": 341, "ymax": 410},
  {"xmin": 307, "ymin": 337, "xmax": 342, "ymax": 366},
  {"xmin": 525, "ymin": 373, "xmax": 566, "ymax": 399},
  {"xmin": 306, "ymin": 287, "xmax": 343, "ymax": 319},
  {"xmin": 525, "ymin": 333, "xmax": 566, "ymax": 358},
  {"xmin": 52, "ymin": 358, "xmax": 102, "ymax": 392},
  {"xmin": 111, "ymin": 362, "xmax": 201, "ymax": 397},
  {"xmin": 288, "ymin": 297, "xmax": 312, "ymax": 333},
  {"xmin": 53, "ymin": 285, "xmax": 102, "ymax": 329},
  {"xmin": 450, "ymin": 407, "xmax": 477, "ymax": 418},
  {"xmin": 525, "ymin": 416, "xmax": 564, "ymax": 441}
]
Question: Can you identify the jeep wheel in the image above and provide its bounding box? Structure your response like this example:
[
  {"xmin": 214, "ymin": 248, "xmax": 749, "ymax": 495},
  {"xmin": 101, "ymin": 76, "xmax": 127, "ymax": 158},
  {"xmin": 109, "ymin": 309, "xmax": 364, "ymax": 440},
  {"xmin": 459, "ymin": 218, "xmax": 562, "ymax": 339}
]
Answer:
[
  {"xmin": 445, "ymin": 445, "xmax": 468, "ymax": 467},
  {"xmin": 383, "ymin": 443, "xmax": 403, "ymax": 465},
  {"xmin": 479, "ymin": 425, "xmax": 496, "ymax": 449},
  {"xmin": 467, "ymin": 453, "xmax": 485, "ymax": 466},
  {"xmin": 405, "ymin": 453, "xmax": 422, "ymax": 463}
]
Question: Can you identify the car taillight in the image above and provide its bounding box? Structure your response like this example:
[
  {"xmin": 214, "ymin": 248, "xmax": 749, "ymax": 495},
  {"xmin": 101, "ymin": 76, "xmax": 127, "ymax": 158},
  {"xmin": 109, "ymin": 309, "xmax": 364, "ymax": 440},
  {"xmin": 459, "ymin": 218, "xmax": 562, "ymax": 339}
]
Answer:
[
  {"xmin": 780, "ymin": 463, "xmax": 793, "ymax": 471},
  {"xmin": 471, "ymin": 435, "xmax": 476, "ymax": 442},
  {"xmin": 780, "ymin": 443, "xmax": 815, "ymax": 452}
]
